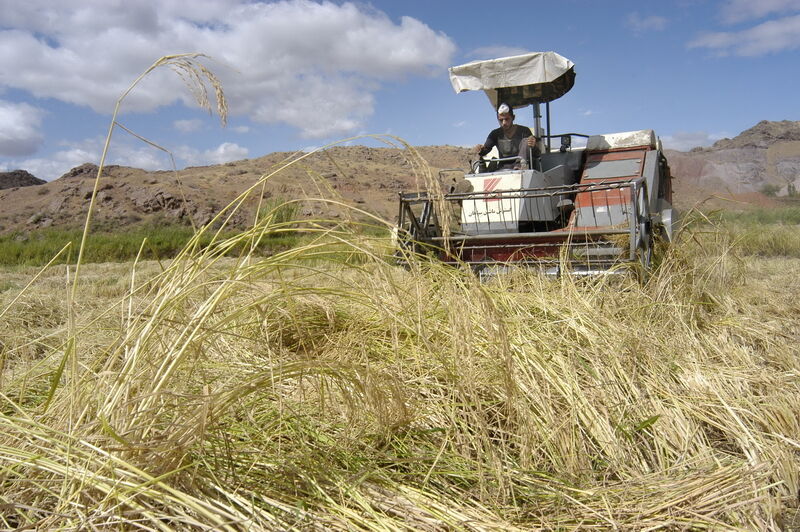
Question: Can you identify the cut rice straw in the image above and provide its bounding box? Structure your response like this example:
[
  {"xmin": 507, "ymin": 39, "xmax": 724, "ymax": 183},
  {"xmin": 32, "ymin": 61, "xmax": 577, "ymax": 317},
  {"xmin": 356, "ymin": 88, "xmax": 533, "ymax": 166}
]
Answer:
[{"xmin": 1, "ymin": 54, "xmax": 798, "ymax": 531}]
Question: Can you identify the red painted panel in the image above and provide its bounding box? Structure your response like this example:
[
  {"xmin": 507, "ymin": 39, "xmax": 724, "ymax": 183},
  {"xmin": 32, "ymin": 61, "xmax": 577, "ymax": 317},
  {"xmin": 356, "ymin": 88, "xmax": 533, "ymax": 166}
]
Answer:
[{"xmin": 586, "ymin": 148, "xmax": 648, "ymax": 162}]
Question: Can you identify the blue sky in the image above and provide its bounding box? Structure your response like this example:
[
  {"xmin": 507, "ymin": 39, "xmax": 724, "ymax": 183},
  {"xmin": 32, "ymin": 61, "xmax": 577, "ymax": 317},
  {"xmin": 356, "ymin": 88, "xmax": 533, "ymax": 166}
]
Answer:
[{"xmin": 1, "ymin": 0, "xmax": 799, "ymax": 180}]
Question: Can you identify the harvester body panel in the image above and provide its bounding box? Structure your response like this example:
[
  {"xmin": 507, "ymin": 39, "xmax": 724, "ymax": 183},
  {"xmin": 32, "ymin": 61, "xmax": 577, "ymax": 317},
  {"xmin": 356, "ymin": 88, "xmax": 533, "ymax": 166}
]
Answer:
[{"xmin": 460, "ymin": 165, "xmax": 579, "ymax": 235}]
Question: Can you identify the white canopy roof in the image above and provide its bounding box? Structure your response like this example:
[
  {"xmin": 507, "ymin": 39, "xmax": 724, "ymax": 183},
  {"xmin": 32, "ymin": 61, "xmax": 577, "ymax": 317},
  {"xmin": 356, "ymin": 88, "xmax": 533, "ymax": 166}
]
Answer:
[{"xmin": 448, "ymin": 51, "xmax": 575, "ymax": 108}]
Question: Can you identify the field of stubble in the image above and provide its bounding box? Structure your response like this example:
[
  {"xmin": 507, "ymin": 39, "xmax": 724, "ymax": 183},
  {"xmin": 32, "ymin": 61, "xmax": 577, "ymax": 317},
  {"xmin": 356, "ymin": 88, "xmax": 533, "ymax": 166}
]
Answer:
[{"xmin": 1, "ymin": 212, "xmax": 799, "ymax": 530}]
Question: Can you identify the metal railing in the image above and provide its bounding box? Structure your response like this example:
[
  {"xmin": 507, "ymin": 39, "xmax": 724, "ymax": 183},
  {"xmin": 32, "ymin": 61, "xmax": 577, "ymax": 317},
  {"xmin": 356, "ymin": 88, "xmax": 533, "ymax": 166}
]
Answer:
[{"xmin": 397, "ymin": 177, "xmax": 650, "ymax": 270}]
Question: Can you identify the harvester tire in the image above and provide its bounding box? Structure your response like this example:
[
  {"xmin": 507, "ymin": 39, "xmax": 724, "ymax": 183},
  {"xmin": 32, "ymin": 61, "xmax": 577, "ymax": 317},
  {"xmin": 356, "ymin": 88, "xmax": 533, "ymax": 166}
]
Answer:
[{"xmin": 635, "ymin": 231, "xmax": 653, "ymax": 282}]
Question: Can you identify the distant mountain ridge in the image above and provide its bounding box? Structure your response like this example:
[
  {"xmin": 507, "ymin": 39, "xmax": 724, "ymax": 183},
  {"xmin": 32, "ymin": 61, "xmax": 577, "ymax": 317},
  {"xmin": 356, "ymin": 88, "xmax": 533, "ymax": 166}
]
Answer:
[
  {"xmin": 0, "ymin": 145, "xmax": 473, "ymax": 234},
  {"xmin": 0, "ymin": 120, "xmax": 797, "ymax": 234},
  {"xmin": 666, "ymin": 119, "xmax": 800, "ymax": 198},
  {"xmin": 0, "ymin": 169, "xmax": 46, "ymax": 190},
  {"xmin": 706, "ymin": 120, "xmax": 800, "ymax": 150}
]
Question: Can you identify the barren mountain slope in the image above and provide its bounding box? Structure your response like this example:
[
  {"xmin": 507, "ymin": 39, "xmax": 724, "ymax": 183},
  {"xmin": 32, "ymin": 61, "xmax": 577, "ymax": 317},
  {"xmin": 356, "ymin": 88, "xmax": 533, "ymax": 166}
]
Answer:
[
  {"xmin": 0, "ymin": 169, "xmax": 46, "ymax": 190},
  {"xmin": 2, "ymin": 120, "xmax": 797, "ymax": 235},
  {"xmin": 666, "ymin": 120, "xmax": 800, "ymax": 208},
  {"xmin": 0, "ymin": 145, "xmax": 473, "ymax": 234}
]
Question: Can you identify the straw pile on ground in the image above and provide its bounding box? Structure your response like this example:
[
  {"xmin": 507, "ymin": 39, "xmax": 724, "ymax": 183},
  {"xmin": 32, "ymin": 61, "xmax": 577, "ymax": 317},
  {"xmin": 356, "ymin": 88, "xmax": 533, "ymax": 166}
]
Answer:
[{"xmin": 1, "ymin": 201, "xmax": 799, "ymax": 529}]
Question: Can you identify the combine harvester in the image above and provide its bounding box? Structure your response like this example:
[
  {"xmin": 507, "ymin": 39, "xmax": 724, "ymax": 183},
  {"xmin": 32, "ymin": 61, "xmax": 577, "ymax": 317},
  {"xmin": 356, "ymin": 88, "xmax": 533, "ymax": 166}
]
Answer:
[{"xmin": 395, "ymin": 52, "xmax": 677, "ymax": 277}]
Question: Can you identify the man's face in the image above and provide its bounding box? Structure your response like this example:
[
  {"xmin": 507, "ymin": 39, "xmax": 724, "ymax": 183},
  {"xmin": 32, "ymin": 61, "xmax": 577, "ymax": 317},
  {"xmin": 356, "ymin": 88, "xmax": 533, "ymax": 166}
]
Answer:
[{"xmin": 497, "ymin": 112, "xmax": 514, "ymax": 132}]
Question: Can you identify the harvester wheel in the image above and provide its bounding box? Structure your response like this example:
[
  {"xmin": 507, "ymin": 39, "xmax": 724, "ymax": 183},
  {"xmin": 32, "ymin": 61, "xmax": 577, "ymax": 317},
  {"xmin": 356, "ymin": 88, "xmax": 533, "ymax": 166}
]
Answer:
[{"xmin": 635, "ymin": 229, "xmax": 653, "ymax": 281}]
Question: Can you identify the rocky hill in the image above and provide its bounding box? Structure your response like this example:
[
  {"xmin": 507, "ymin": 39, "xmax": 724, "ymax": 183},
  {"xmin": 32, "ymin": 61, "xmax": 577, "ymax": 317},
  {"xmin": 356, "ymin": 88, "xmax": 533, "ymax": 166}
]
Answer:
[
  {"xmin": 710, "ymin": 120, "xmax": 800, "ymax": 150},
  {"xmin": 0, "ymin": 169, "xmax": 46, "ymax": 190},
  {"xmin": 0, "ymin": 145, "xmax": 474, "ymax": 234},
  {"xmin": 1, "ymin": 120, "xmax": 797, "ymax": 235},
  {"xmin": 666, "ymin": 120, "xmax": 800, "ymax": 203}
]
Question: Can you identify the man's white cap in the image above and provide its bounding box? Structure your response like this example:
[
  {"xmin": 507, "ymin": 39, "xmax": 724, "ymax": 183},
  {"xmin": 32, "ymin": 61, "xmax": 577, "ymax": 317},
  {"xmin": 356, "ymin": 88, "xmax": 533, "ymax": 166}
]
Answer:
[{"xmin": 497, "ymin": 103, "xmax": 511, "ymax": 114}]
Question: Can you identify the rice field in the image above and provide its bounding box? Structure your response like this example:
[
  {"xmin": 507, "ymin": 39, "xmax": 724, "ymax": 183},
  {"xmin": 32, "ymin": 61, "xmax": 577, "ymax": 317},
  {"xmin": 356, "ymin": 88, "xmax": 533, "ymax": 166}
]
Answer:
[
  {"xmin": 1, "ymin": 204, "xmax": 799, "ymax": 530},
  {"xmin": 2, "ymin": 53, "xmax": 799, "ymax": 530}
]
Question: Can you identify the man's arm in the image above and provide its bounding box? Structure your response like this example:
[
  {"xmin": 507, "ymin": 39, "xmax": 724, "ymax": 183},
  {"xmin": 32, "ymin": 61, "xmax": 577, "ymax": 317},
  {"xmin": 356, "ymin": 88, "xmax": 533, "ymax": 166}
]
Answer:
[{"xmin": 475, "ymin": 130, "xmax": 497, "ymax": 157}]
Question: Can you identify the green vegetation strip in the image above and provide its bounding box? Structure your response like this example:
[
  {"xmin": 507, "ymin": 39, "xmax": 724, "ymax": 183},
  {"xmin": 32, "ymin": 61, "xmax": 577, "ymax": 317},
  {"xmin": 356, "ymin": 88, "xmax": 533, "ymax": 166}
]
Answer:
[
  {"xmin": 717, "ymin": 204, "xmax": 800, "ymax": 225},
  {"xmin": 0, "ymin": 225, "xmax": 302, "ymax": 266},
  {"xmin": 684, "ymin": 205, "xmax": 800, "ymax": 258}
]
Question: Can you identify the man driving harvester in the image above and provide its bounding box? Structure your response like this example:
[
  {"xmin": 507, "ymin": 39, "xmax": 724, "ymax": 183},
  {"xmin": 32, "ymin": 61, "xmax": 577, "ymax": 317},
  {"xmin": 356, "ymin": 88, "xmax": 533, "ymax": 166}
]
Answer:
[{"xmin": 474, "ymin": 102, "xmax": 538, "ymax": 171}]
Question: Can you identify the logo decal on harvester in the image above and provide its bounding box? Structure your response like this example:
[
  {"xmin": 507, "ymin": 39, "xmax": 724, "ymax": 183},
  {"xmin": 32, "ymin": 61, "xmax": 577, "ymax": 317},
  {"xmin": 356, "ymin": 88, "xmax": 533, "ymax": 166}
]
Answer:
[{"xmin": 483, "ymin": 177, "xmax": 502, "ymax": 202}]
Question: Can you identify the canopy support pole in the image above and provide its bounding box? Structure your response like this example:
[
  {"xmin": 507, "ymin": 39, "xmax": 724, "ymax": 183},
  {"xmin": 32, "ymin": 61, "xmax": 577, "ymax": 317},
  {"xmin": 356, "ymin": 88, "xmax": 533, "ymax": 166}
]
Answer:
[{"xmin": 546, "ymin": 102, "xmax": 551, "ymax": 152}]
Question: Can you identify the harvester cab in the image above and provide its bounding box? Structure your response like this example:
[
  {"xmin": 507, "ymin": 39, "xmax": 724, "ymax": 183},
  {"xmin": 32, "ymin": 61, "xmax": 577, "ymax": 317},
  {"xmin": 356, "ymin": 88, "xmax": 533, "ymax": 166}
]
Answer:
[{"xmin": 396, "ymin": 51, "xmax": 677, "ymax": 276}]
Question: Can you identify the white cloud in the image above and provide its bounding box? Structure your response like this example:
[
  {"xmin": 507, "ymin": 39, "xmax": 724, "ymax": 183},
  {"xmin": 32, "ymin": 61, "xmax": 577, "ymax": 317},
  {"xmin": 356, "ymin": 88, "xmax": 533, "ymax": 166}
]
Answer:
[
  {"xmin": 13, "ymin": 144, "xmax": 100, "ymax": 181},
  {"xmin": 231, "ymin": 125, "xmax": 250, "ymax": 133},
  {"xmin": 203, "ymin": 142, "xmax": 248, "ymax": 164},
  {"xmin": 109, "ymin": 144, "xmax": 172, "ymax": 171},
  {"xmin": 689, "ymin": 14, "xmax": 800, "ymax": 56},
  {"xmin": 0, "ymin": 100, "xmax": 45, "ymax": 156},
  {"xmin": 0, "ymin": 0, "xmax": 456, "ymax": 139},
  {"xmin": 7, "ymin": 135, "xmax": 175, "ymax": 180},
  {"xmin": 173, "ymin": 119, "xmax": 204, "ymax": 133},
  {"xmin": 175, "ymin": 142, "xmax": 249, "ymax": 166},
  {"xmin": 718, "ymin": 0, "xmax": 800, "ymax": 24},
  {"xmin": 661, "ymin": 131, "xmax": 724, "ymax": 151},
  {"xmin": 244, "ymin": 73, "xmax": 375, "ymax": 139},
  {"xmin": 468, "ymin": 46, "xmax": 529, "ymax": 60},
  {"xmin": 453, "ymin": 120, "xmax": 467, "ymax": 128},
  {"xmin": 625, "ymin": 12, "xmax": 668, "ymax": 33},
  {"xmin": 9, "ymin": 135, "xmax": 251, "ymax": 180}
]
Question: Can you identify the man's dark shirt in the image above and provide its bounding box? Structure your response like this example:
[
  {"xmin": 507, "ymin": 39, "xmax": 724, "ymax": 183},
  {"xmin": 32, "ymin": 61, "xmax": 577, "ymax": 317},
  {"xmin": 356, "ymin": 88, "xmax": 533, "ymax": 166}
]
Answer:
[{"xmin": 478, "ymin": 125, "xmax": 534, "ymax": 159}]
